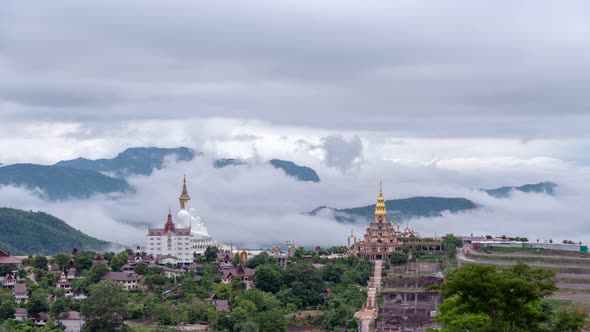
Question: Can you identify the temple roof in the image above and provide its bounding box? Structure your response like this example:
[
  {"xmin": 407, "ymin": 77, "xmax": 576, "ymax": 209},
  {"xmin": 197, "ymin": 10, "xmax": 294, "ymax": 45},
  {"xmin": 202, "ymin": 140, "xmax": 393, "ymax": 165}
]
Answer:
[{"xmin": 374, "ymin": 181, "xmax": 387, "ymax": 220}]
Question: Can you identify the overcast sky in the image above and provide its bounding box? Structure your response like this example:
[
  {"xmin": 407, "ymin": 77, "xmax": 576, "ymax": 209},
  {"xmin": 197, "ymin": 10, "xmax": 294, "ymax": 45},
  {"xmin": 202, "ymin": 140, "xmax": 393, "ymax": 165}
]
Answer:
[{"xmin": 1, "ymin": 1, "xmax": 589, "ymax": 248}]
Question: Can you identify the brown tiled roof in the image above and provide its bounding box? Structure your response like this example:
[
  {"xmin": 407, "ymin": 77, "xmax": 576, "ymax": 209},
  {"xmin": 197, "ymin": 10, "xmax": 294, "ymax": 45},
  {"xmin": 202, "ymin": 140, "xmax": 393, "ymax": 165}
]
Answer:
[
  {"xmin": 128, "ymin": 253, "xmax": 154, "ymax": 264},
  {"xmin": 156, "ymin": 254, "xmax": 178, "ymax": 261},
  {"xmin": 215, "ymin": 300, "xmax": 229, "ymax": 312},
  {"xmin": 148, "ymin": 227, "xmax": 191, "ymax": 236},
  {"xmin": 222, "ymin": 264, "xmax": 255, "ymax": 279},
  {"xmin": 58, "ymin": 311, "xmax": 81, "ymax": 320},
  {"xmin": 35, "ymin": 312, "xmax": 50, "ymax": 320},
  {"xmin": 13, "ymin": 283, "xmax": 27, "ymax": 294},
  {"xmin": 15, "ymin": 308, "xmax": 28, "ymax": 315},
  {"xmin": 216, "ymin": 253, "xmax": 235, "ymax": 262},
  {"xmin": 102, "ymin": 272, "xmax": 144, "ymax": 282},
  {"xmin": 0, "ymin": 256, "xmax": 22, "ymax": 264}
]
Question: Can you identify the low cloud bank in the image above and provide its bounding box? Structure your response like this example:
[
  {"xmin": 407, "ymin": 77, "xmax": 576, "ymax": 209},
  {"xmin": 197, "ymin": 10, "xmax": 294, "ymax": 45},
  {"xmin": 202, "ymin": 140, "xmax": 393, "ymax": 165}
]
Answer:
[{"xmin": 0, "ymin": 155, "xmax": 588, "ymax": 249}]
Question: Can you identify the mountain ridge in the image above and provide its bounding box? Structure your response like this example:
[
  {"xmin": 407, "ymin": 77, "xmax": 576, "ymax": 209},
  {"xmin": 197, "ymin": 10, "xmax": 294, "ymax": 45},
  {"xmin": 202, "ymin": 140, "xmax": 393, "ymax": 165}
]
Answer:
[
  {"xmin": 55, "ymin": 146, "xmax": 197, "ymax": 177},
  {"xmin": 0, "ymin": 163, "xmax": 132, "ymax": 200},
  {"xmin": 306, "ymin": 196, "xmax": 479, "ymax": 223},
  {"xmin": 213, "ymin": 158, "xmax": 321, "ymax": 182},
  {"xmin": 484, "ymin": 181, "xmax": 557, "ymax": 198},
  {"xmin": 0, "ymin": 207, "xmax": 109, "ymax": 255}
]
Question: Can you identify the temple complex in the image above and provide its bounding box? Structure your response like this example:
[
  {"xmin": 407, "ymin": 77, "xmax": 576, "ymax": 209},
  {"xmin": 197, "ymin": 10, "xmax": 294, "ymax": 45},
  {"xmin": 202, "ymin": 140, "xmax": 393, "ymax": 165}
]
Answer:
[
  {"xmin": 146, "ymin": 176, "xmax": 223, "ymax": 264},
  {"xmin": 352, "ymin": 183, "xmax": 442, "ymax": 261}
]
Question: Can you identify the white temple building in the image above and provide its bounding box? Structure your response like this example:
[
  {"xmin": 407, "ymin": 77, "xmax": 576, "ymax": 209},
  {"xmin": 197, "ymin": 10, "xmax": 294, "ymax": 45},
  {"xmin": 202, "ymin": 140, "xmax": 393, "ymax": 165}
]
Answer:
[{"xmin": 146, "ymin": 176, "xmax": 223, "ymax": 264}]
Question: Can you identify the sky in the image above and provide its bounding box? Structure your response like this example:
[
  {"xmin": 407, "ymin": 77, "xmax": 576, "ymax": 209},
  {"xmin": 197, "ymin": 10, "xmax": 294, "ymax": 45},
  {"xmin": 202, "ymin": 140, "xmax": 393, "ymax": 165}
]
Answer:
[{"xmin": 0, "ymin": 1, "xmax": 589, "ymax": 248}]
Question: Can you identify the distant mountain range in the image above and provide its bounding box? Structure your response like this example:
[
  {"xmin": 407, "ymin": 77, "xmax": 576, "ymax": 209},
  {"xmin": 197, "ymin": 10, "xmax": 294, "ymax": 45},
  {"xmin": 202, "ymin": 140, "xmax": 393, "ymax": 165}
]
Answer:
[
  {"xmin": 55, "ymin": 147, "xmax": 196, "ymax": 177},
  {"xmin": 213, "ymin": 158, "xmax": 320, "ymax": 182},
  {"xmin": 0, "ymin": 147, "xmax": 321, "ymax": 200},
  {"xmin": 0, "ymin": 164, "xmax": 131, "ymax": 200},
  {"xmin": 306, "ymin": 197, "xmax": 479, "ymax": 223},
  {"xmin": 0, "ymin": 207, "xmax": 109, "ymax": 255},
  {"xmin": 307, "ymin": 182, "xmax": 559, "ymax": 224},
  {"xmin": 484, "ymin": 182, "xmax": 557, "ymax": 198}
]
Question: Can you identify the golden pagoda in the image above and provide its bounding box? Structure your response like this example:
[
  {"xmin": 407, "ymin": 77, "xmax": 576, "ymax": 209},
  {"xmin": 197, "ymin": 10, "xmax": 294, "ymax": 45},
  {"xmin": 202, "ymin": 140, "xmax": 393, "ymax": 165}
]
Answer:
[
  {"xmin": 179, "ymin": 175, "xmax": 191, "ymax": 209},
  {"xmin": 353, "ymin": 182, "xmax": 441, "ymax": 261}
]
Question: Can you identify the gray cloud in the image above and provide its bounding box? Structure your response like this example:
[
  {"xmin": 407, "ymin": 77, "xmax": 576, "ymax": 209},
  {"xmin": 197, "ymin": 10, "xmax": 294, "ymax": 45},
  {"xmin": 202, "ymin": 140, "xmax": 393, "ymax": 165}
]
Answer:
[
  {"xmin": 321, "ymin": 135, "xmax": 363, "ymax": 171},
  {"xmin": 1, "ymin": 1, "xmax": 589, "ymax": 138},
  {"xmin": 0, "ymin": 153, "xmax": 588, "ymax": 248}
]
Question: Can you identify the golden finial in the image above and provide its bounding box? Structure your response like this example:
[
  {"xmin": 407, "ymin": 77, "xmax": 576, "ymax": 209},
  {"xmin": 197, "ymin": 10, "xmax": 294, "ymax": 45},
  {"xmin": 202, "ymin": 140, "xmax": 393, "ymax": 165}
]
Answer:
[
  {"xmin": 179, "ymin": 175, "xmax": 191, "ymax": 209},
  {"xmin": 374, "ymin": 181, "xmax": 387, "ymax": 220}
]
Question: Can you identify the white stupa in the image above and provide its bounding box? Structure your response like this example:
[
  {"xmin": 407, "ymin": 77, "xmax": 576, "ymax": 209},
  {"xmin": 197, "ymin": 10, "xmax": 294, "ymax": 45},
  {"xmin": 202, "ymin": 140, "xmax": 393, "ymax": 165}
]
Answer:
[{"xmin": 177, "ymin": 176, "xmax": 221, "ymax": 255}]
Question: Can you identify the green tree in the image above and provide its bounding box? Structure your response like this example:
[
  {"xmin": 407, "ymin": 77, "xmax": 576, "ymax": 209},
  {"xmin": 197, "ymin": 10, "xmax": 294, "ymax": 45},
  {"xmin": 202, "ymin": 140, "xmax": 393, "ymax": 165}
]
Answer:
[
  {"xmin": 321, "ymin": 263, "xmax": 344, "ymax": 283},
  {"xmin": 255, "ymin": 308, "xmax": 287, "ymax": 332},
  {"xmin": 389, "ymin": 252, "xmax": 408, "ymax": 264},
  {"xmin": 214, "ymin": 282, "xmax": 233, "ymax": 300},
  {"xmin": 253, "ymin": 263, "xmax": 283, "ymax": 293},
  {"xmin": 73, "ymin": 251, "xmax": 94, "ymax": 272},
  {"xmin": 87, "ymin": 262, "xmax": 110, "ymax": 282},
  {"xmin": 81, "ymin": 279, "xmax": 128, "ymax": 331},
  {"xmin": 232, "ymin": 254, "xmax": 243, "ymax": 266},
  {"xmin": 50, "ymin": 296, "xmax": 69, "ymax": 317},
  {"xmin": 284, "ymin": 260, "xmax": 325, "ymax": 308},
  {"xmin": 0, "ymin": 296, "xmax": 16, "ymax": 320},
  {"xmin": 234, "ymin": 320, "xmax": 259, "ymax": 332},
  {"xmin": 553, "ymin": 310, "xmax": 587, "ymax": 332},
  {"xmin": 26, "ymin": 290, "xmax": 49, "ymax": 315},
  {"xmin": 442, "ymin": 234, "xmax": 463, "ymax": 256},
  {"xmin": 32, "ymin": 255, "xmax": 48, "ymax": 271},
  {"xmin": 245, "ymin": 252, "xmax": 275, "ymax": 269},
  {"xmin": 437, "ymin": 263, "xmax": 557, "ymax": 332},
  {"xmin": 204, "ymin": 246, "xmax": 219, "ymax": 263},
  {"xmin": 49, "ymin": 253, "xmax": 71, "ymax": 271}
]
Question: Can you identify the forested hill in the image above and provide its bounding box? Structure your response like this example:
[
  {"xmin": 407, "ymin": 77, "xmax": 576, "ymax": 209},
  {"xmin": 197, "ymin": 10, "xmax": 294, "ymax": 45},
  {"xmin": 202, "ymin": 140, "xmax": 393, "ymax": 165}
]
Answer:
[
  {"xmin": 55, "ymin": 146, "xmax": 197, "ymax": 177},
  {"xmin": 0, "ymin": 207, "xmax": 110, "ymax": 255},
  {"xmin": 214, "ymin": 158, "xmax": 321, "ymax": 182},
  {"xmin": 307, "ymin": 197, "xmax": 479, "ymax": 223},
  {"xmin": 484, "ymin": 181, "xmax": 557, "ymax": 198},
  {"xmin": 0, "ymin": 164, "xmax": 131, "ymax": 200}
]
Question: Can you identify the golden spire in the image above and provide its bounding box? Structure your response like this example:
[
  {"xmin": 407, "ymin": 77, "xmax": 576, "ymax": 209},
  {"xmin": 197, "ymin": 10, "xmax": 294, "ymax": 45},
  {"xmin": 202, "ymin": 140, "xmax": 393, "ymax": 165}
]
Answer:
[
  {"xmin": 374, "ymin": 180, "xmax": 387, "ymax": 221},
  {"xmin": 179, "ymin": 175, "xmax": 191, "ymax": 209}
]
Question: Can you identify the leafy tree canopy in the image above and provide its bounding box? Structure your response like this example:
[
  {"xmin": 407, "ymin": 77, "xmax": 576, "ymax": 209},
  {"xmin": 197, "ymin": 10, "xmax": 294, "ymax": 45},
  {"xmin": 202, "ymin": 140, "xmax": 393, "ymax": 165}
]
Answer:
[{"xmin": 437, "ymin": 263, "xmax": 558, "ymax": 332}]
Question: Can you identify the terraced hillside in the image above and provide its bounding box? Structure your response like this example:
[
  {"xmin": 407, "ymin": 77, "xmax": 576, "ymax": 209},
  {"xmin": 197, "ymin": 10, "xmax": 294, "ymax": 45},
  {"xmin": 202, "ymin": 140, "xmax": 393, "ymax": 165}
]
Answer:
[{"xmin": 458, "ymin": 247, "xmax": 590, "ymax": 309}]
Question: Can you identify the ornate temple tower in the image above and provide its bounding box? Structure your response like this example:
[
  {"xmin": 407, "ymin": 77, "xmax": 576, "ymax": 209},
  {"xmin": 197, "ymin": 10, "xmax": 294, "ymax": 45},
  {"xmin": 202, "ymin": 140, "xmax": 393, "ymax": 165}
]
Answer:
[
  {"xmin": 179, "ymin": 175, "xmax": 191, "ymax": 209},
  {"xmin": 353, "ymin": 182, "xmax": 442, "ymax": 261}
]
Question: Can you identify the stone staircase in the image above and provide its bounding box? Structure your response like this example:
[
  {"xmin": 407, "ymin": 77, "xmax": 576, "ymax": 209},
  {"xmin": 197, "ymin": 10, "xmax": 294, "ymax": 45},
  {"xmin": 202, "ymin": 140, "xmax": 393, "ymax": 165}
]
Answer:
[{"xmin": 355, "ymin": 259, "xmax": 383, "ymax": 332}]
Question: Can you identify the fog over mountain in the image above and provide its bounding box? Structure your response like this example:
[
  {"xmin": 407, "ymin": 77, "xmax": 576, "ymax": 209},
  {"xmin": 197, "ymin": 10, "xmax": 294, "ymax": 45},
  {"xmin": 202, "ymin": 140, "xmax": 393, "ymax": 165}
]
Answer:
[
  {"xmin": 0, "ymin": 153, "xmax": 588, "ymax": 248},
  {"xmin": 0, "ymin": 1, "xmax": 589, "ymax": 248}
]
